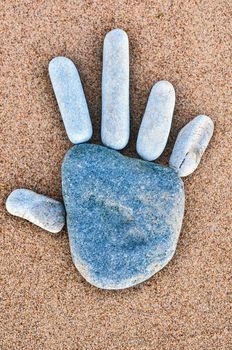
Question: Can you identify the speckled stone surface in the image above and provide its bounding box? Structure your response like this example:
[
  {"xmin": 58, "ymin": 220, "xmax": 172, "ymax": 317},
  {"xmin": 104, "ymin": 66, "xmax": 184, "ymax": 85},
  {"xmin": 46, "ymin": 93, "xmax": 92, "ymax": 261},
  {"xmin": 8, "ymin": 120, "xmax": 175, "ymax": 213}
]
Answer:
[
  {"xmin": 101, "ymin": 29, "xmax": 129, "ymax": 150},
  {"xmin": 137, "ymin": 80, "xmax": 175, "ymax": 161},
  {"xmin": 49, "ymin": 56, "xmax": 92, "ymax": 144},
  {"xmin": 62, "ymin": 143, "xmax": 185, "ymax": 289},
  {"xmin": 169, "ymin": 115, "xmax": 214, "ymax": 177},
  {"xmin": 6, "ymin": 189, "xmax": 65, "ymax": 233}
]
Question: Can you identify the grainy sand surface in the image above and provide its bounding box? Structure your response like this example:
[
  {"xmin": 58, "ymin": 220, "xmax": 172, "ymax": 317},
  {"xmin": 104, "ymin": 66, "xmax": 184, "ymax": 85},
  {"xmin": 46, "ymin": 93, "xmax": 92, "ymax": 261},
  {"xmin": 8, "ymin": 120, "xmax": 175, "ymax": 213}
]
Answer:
[{"xmin": 1, "ymin": 1, "xmax": 231, "ymax": 349}]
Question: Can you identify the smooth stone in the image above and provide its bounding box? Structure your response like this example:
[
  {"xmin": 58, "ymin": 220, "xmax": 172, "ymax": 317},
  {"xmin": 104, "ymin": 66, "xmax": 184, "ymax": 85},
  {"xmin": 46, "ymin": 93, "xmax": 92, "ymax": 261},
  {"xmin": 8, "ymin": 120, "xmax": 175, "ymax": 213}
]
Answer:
[
  {"xmin": 6, "ymin": 189, "xmax": 65, "ymax": 233},
  {"xmin": 101, "ymin": 29, "xmax": 130, "ymax": 150},
  {"xmin": 136, "ymin": 80, "xmax": 175, "ymax": 161},
  {"xmin": 169, "ymin": 115, "xmax": 214, "ymax": 177},
  {"xmin": 62, "ymin": 143, "xmax": 185, "ymax": 289},
  {"xmin": 49, "ymin": 56, "xmax": 92, "ymax": 144}
]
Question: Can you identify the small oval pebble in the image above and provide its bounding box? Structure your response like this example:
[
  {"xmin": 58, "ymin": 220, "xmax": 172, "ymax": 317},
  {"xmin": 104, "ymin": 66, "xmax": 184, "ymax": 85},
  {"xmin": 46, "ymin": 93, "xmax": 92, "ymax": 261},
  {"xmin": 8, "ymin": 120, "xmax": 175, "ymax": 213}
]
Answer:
[
  {"xmin": 169, "ymin": 115, "xmax": 214, "ymax": 177},
  {"xmin": 49, "ymin": 56, "xmax": 92, "ymax": 144},
  {"xmin": 101, "ymin": 29, "xmax": 129, "ymax": 150},
  {"xmin": 136, "ymin": 80, "xmax": 175, "ymax": 161},
  {"xmin": 6, "ymin": 189, "xmax": 65, "ymax": 233}
]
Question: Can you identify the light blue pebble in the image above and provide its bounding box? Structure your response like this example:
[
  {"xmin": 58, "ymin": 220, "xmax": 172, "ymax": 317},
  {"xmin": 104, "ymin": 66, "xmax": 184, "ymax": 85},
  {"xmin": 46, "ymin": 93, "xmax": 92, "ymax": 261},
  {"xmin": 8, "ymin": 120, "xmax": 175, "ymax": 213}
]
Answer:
[
  {"xmin": 137, "ymin": 80, "xmax": 175, "ymax": 161},
  {"xmin": 62, "ymin": 144, "xmax": 185, "ymax": 289},
  {"xmin": 49, "ymin": 56, "xmax": 92, "ymax": 144},
  {"xmin": 101, "ymin": 29, "xmax": 130, "ymax": 150},
  {"xmin": 169, "ymin": 115, "xmax": 214, "ymax": 177},
  {"xmin": 6, "ymin": 189, "xmax": 65, "ymax": 233}
]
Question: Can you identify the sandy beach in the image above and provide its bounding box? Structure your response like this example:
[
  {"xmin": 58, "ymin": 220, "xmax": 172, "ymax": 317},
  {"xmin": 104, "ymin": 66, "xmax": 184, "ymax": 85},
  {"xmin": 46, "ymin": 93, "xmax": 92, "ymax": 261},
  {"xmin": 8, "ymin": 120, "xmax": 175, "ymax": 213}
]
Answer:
[{"xmin": 1, "ymin": 1, "xmax": 231, "ymax": 349}]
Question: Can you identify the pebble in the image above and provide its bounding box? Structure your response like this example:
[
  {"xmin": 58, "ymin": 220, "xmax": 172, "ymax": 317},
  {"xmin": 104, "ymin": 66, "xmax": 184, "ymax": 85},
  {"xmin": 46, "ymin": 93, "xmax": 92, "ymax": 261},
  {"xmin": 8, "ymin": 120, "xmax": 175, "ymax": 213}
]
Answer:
[
  {"xmin": 49, "ymin": 56, "xmax": 92, "ymax": 144},
  {"xmin": 169, "ymin": 115, "xmax": 214, "ymax": 177},
  {"xmin": 136, "ymin": 80, "xmax": 175, "ymax": 161},
  {"xmin": 6, "ymin": 189, "xmax": 65, "ymax": 233},
  {"xmin": 62, "ymin": 143, "xmax": 185, "ymax": 289},
  {"xmin": 101, "ymin": 29, "xmax": 130, "ymax": 150}
]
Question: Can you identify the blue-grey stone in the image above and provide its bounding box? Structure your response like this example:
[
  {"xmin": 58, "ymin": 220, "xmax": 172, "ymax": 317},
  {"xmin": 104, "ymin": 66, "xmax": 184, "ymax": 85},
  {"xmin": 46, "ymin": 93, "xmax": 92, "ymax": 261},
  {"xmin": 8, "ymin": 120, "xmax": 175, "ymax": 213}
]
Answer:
[
  {"xmin": 169, "ymin": 115, "xmax": 214, "ymax": 177},
  {"xmin": 62, "ymin": 143, "xmax": 185, "ymax": 289},
  {"xmin": 6, "ymin": 189, "xmax": 65, "ymax": 233},
  {"xmin": 101, "ymin": 29, "xmax": 130, "ymax": 150},
  {"xmin": 137, "ymin": 80, "xmax": 175, "ymax": 161},
  {"xmin": 49, "ymin": 56, "xmax": 93, "ymax": 144}
]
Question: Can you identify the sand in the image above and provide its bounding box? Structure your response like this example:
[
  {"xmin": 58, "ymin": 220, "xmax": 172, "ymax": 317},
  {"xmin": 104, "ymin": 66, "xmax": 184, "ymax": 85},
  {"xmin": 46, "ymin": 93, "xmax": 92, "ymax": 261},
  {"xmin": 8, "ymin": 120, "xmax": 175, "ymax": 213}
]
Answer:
[{"xmin": 1, "ymin": 1, "xmax": 231, "ymax": 349}]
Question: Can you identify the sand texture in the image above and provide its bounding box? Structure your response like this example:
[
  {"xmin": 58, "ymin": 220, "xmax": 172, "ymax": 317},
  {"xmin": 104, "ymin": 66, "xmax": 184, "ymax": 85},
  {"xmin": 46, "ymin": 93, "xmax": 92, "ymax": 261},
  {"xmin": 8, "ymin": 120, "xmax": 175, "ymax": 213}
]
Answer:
[{"xmin": 1, "ymin": 1, "xmax": 231, "ymax": 349}]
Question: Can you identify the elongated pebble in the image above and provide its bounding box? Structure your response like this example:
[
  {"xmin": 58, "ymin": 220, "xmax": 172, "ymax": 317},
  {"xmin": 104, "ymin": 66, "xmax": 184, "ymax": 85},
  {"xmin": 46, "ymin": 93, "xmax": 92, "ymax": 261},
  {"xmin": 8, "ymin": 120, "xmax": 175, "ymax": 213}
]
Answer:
[
  {"xmin": 136, "ymin": 81, "xmax": 175, "ymax": 161},
  {"xmin": 101, "ymin": 29, "xmax": 129, "ymax": 150},
  {"xmin": 49, "ymin": 57, "xmax": 92, "ymax": 144},
  {"xmin": 169, "ymin": 115, "xmax": 214, "ymax": 177},
  {"xmin": 6, "ymin": 189, "xmax": 65, "ymax": 233}
]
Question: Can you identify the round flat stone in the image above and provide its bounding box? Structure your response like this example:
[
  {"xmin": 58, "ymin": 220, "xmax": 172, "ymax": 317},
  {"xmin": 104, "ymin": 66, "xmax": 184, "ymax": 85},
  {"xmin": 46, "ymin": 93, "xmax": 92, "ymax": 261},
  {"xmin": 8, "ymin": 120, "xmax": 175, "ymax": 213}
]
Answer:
[
  {"xmin": 62, "ymin": 144, "xmax": 185, "ymax": 289},
  {"xmin": 6, "ymin": 189, "xmax": 65, "ymax": 233}
]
